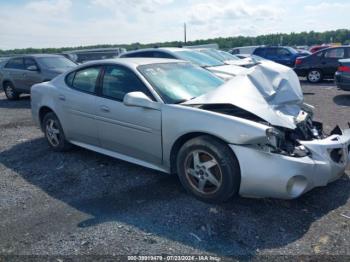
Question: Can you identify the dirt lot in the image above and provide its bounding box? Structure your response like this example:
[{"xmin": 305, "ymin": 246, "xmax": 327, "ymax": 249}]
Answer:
[{"xmin": 0, "ymin": 81, "xmax": 350, "ymax": 259}]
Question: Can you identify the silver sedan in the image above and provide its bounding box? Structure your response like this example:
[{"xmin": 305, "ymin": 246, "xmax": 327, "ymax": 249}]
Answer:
[{"xmin": 31, "ymin": 58, "xmax": 350, "ymax": 203}]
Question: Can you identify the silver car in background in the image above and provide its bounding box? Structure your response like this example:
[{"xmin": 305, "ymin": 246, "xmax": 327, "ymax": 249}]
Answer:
[
  {"xmin": 31, "ymin": 58, "xmax": 350, "ymax": 203},
  {"xmin": 0, "ymin": 54, "xmax": 76, "ymax": 100}
]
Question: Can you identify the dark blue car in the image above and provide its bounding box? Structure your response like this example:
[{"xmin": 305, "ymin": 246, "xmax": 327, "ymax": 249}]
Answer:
[{"xmin": 253, "ymin": 46, "xmax": 308, "ymax": 67}]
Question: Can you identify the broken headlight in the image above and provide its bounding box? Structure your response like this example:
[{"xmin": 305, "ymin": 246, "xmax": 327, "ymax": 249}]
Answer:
[{"xmin": 266, "ymin": 128, "xmax": 280, "ymax": 148}]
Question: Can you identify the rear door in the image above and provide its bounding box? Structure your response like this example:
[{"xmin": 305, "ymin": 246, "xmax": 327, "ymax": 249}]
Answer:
[
  {"xmin": 59, "ymin": 66, "xmax": 101, "ymax": 146},
  {"xmin": 3, "ymin": 58, "xmax": 26, "ymax": 91},
  {"xmin": 321, "ymin": 48, "xmax": 346, "ymax": 77},
  {"xmin": 275, "ymin": 48, "xmax": 294, "ymax": 66},
  {"xmin": 95, "ymin": 65, "xmax": 162, "ymax": 165},
  {"xmin": 264, "ymin": 48, "xmax": 278, "ymax": 62}
]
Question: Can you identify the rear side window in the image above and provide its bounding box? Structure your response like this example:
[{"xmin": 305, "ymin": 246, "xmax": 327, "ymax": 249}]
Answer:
[
  {"xmin": 24, "ymin": 58, "xmax": 38, "ymax": 70},
  {"xmin": 277, "ymin": 48, "xmax": 290, "ymax": 56},
  {"xmin": 66, "ymin": 72, "xmax": 75, "ymax": 86},
  {"xmin": 101, "ymin": 65, "xmax": 154, "ymax": 101},
  {"xmin": 5, "ymin": 58, "xmax": 24, "ymax": 69},
  {"xmin": 265, "ymin": 48, "xmax": 276, "ymax": 56},
  {"xmin": 325, "ymin": 48, "xmax": 345, "ymax": 59},
  {"xmin": 70, "ymin": 67, "xmax": 100, "ymax": 93}
]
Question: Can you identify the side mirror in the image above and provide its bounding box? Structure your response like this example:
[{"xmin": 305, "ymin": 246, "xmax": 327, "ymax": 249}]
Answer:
[
  {"xmin": 123, "ymin": 92, "xmax": 160, "ymax": 110},
  {"xmin": 27, "ymin": 65, "xmax": 39, "ymax": 71}
]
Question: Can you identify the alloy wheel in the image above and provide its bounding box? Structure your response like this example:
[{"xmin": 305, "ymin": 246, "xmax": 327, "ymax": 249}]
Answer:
[
  {"xmin": 45, "ymin": 119, "xmax": 61, "ymax": 147},
  {"xmin": 184, "ymin": 150, "xmax": 222, "ymax": 195},
  {"xmin": 5, "ymin": 85, "xmax": 15, "ymax": 99}
]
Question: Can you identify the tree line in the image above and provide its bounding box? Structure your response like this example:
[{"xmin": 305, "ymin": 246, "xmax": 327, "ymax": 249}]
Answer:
[{"xmin": 1, "ymin": 29, "xmax": 349, "ymax": 56}]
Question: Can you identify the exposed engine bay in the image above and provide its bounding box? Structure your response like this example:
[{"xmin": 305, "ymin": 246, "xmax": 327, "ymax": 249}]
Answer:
[{"xmin": 197, "ymin": 103, "xmax": 335, "ymax": 158}]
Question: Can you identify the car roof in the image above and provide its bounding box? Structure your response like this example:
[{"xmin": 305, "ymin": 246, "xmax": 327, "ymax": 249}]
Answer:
[
  {"xmin": 123, "ymin": 47, "xmax": 189, "ymax": 55},
  {"xmin": 312, "ymin": 45, "xmax": 350, "ymax": 54},
  {"xmin": 7, "ymin": 54, "xmax": 63, "ymax": 59},
  {"xmin": 62, "ymin": 48, "xmax": 125, "ymax": 54},
  {"xmin": 79, "ymin": 57, "xmax": 186, "ymax": 67}
]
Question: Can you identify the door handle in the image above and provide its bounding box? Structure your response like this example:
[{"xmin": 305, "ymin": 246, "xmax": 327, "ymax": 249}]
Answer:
[
  {"xmin": 100, "ymin": 105, "xmax": 110, "ymax": 112},
  {"xmin": 58, "ymin": 95, "xmax": 66, "ymax": 101}
]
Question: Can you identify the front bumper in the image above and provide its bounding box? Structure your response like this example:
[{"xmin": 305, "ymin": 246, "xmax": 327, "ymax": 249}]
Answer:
[{"xmin": 230, "ymin": 129, "xmax": 350, "ymax": 199}]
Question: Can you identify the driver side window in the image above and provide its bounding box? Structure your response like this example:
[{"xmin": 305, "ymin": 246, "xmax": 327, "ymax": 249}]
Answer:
[{"xmin": 101, "ymin": 65, "xmax": 154, "ymax": 101}]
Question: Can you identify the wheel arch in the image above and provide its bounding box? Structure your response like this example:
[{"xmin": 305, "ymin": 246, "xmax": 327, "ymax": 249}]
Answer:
[
  {"xmin": 38, "ymin": 106, "xmax": 56, "ymax": 130},
  {"xmin": 169, "ymin": 132, "xmax": 239, "ymax": 174},
  {"xmin": 2, "ymin": 79, "xmax": 14, "ymax": 89}
]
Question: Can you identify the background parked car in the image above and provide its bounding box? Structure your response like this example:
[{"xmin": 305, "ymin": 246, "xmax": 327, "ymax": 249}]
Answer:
[
  {"xmin": 0, "ymin": 57, "xmax": 9, "ymax": 63},
  {"xmin": 194, "ymin": 48, "xmax": 256, "ymax": 67},
  {"xmin": 0, "ymin": 54, "xmax": 76, "ymax": 100},
  {"xmin": 62, "ymin": 48, "xmax": 126, "ymax": 64},
  {"xmin": 229, "ymin": 46, "xmax": 259, "ymax": 55},
  {"xmin": 119, "ymin": 47, "xmax": 249, "ymax": 79},
  {"xmin": 252, "ymin": 46, "xmax": 309, "ymax": 67},
  {"xmin": 335, "ymin": 59, "xmax": 350, "ymax": 90},
  {"xmin": 294, "ymin": 46, "xmax": 350, "ymax": 83},
  {"xmin": 309, "ymin": 45, "xmax": 332, "ymax": 53}
]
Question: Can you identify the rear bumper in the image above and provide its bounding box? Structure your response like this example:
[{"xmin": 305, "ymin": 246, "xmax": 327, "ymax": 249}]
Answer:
[{"xmin": 230, "ymin": 129, "xmax": 350, "ymax": 199}]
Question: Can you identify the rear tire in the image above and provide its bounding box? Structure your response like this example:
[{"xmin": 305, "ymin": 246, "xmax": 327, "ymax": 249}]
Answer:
[
  {"xmin": 43, "ymin": 112, "xmax": 71, "ymax": 152},
  {"xmin": 4, "ymin": 82, "xmax": 19, "ymax": 100},
  {"xmin": 176, "ymin": 135, "xmax": 240, "ymax": 203},
  {"xmin": 307, "ymin": 69, "xmax": 323, "ymax": 83}
]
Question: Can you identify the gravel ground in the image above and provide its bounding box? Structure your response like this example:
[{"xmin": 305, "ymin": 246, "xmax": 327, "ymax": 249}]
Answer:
[{"xmin": 0, "ymin": 81, "xmax": 350, "ymax": 260}]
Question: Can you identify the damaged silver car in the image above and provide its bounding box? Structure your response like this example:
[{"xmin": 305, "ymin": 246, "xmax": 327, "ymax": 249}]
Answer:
[{"xmin": 31, "ymin": 58, "xmax": 350, "ymax": 203}]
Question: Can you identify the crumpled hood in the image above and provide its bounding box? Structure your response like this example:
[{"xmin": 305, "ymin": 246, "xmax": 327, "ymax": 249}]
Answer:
[
  {"xmin": 184, "ymin": 62, "xmax": 303, "ymax": 129},
  {"xmin": 224, "ymin": 58, "xmax": 255, "ymax": 67}
]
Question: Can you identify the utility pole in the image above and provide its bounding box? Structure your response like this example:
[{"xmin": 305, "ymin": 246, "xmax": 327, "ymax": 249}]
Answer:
[{"xmin": 184, "ymin": 23, "xmax": 187, "ymax": 44}]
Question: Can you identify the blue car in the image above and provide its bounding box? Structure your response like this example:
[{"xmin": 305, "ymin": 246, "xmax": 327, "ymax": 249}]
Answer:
[{"xmin": 253, "ymin": 46, "xmax": 309, "ymax": 67}]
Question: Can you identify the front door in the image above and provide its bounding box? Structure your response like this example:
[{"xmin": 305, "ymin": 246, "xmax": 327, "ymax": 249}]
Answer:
[
  {"xmin": 95, "ymin": 65, "xmax": 162, "ymax": 165},
  {"xmin": 22, "ymin": 58, "xmax": 43, "ymax": 92}
]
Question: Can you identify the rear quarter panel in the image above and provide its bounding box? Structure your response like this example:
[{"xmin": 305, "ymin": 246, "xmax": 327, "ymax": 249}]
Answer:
[{"xmin": 30, "ymin": 77, "xmax": 66, "ymax": 129}]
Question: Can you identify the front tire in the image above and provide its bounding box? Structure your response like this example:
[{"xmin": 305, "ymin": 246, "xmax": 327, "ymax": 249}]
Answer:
[
  {"xmin": 176, "ymin": 135, "xmax": 241, "ymax": 203},
  {"xmin": 4, "ymin": 82, "xmax": 19, "ymax": 100},
  {"xmin": 307, "ymin": 69, "xmax": 323, "ymax": 83},
  {"xmin": 43, "ymin": 112, "xmax": 71, "ymax": 152}
]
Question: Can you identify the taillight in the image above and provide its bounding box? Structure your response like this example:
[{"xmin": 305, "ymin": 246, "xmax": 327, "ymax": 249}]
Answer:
[
  {"xmin": 295, "ymin": 58, "xmax": 302, "ymax": 65},
  {"xmin": 338, "ymin": 65, "xmax": 350, "ymax": 73}
]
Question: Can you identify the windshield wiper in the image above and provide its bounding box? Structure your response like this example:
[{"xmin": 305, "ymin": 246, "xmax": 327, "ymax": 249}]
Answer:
[{"xmin": 174, "ymin": 97, "xmax": 196, "ymax": 104}]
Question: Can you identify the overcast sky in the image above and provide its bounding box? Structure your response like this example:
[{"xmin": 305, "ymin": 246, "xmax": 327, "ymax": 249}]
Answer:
[{"xmin": 0, "ymin": 0, "xmax": 349, "ymax": 50}]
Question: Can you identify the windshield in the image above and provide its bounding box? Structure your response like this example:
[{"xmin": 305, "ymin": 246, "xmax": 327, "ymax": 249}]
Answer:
[
  {"xmin": 218, "ymin": 50, "xmax": 240, "ymax": 60},
  {"xmin": 174, "ymin": 50, "xmax": 224, "ymax": 67},
  {"xmin": 199, "ymin": 49, "xmax": 240, "ymax": 62},
  {"xmin": 138, "ymin": 62, "xmax": 224, "ymax": 104},
  {"xmin": 37, "ymin": 57, "xmax": 76, "ymax": 69}
]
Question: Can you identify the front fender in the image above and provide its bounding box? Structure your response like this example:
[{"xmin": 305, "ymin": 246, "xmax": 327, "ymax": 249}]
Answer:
[{"xmin": 162, "ymin": 104, "xmax": 270, "ymax": 167}]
